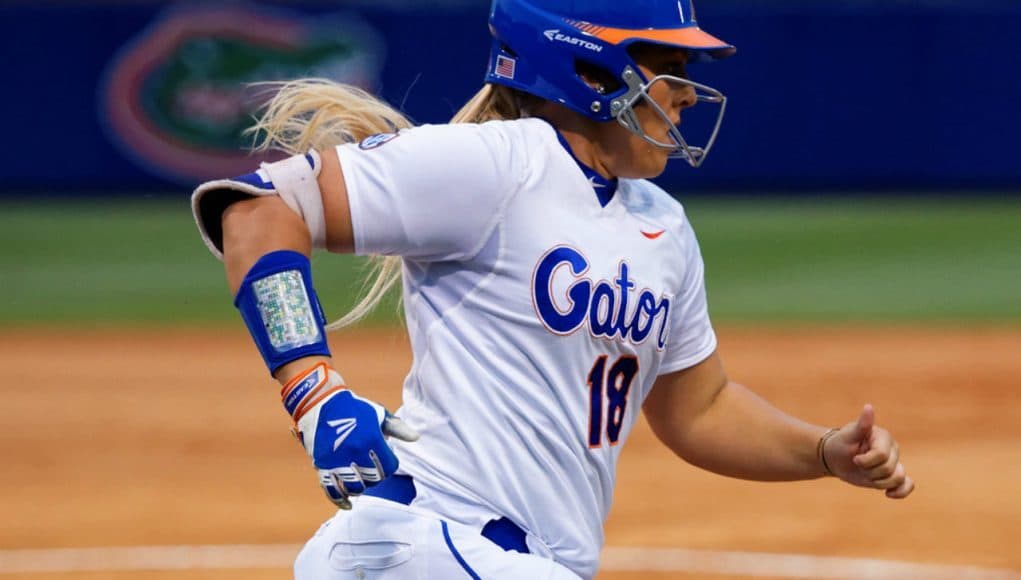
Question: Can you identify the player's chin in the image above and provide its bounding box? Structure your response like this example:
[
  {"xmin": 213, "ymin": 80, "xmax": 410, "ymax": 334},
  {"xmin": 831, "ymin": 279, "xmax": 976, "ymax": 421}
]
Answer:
[
  {"xmin": 617, "ymin": 137, "xmax": 671, "ymax": 179},
  {"xmin": 642, "ymin": 146, "xmax": 672, "ymax": 177},
  {"xmin": 618, "ymin": 153, "xmax": 668, "ymax": 179}
]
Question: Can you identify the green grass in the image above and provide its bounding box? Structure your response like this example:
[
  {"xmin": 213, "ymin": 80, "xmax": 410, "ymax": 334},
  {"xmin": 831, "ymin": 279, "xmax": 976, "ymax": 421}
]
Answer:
[
  {"xmin": 0, "ymin": 195, "xmax": 1018, "ymax": 327},
  {"xmin": 0, "ymin": 197, "xmax": 395, "ymax": 327},
  {"xmin": 685, "ymin": 197, "xmax": 1021, "ymax": 323}
]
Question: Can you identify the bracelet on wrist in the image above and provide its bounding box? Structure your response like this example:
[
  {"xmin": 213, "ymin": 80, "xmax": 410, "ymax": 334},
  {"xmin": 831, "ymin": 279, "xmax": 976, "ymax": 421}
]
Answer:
[{"xmin": 817, "ymin": 427, "xmax": 840, "ymax": 476}]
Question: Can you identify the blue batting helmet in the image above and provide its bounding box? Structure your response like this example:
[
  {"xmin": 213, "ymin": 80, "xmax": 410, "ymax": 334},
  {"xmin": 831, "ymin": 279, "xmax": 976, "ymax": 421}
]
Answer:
[{"xmin": 485, "ymin": 0, "xmax": 735, "ymax": 123}]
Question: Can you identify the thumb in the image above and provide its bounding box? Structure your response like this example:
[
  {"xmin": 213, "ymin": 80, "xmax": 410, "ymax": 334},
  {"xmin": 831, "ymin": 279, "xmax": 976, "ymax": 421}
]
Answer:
[
  {"xmin": 847, "ymin": 404, "xmax": 875, "ymax": 444},
  {"xmin": 383, "ymin": 415, "xmax": 420, "ymax": 442}
]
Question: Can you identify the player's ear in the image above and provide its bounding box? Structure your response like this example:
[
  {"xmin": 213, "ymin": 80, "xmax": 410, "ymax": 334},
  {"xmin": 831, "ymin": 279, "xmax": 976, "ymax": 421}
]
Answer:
[{"xmin": 575, "ymin": 60, "xmax": 621, "ymax": 96}]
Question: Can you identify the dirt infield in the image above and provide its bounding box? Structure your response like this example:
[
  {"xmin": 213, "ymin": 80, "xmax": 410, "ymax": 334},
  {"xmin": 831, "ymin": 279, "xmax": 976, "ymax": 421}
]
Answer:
[{"xmin": 1, "ymin": 326, "xmax": 1018, "ymax": 578}]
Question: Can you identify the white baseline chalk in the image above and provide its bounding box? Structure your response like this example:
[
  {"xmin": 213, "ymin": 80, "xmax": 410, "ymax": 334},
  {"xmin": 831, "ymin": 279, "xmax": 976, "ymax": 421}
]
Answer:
[{"xmin": 0, "ymin": 544, "xmax": 1016, "ymax": 578}]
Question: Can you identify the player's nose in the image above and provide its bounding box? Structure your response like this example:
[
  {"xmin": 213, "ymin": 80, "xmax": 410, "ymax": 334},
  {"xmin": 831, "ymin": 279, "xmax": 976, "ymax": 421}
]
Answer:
[
  {"xmin": 675, "ymin": 84, "xmax": 697, "ymax": 111},
  {"xmin": 671, "ymin": 85, "xmax": 697, "ymax": 124}
]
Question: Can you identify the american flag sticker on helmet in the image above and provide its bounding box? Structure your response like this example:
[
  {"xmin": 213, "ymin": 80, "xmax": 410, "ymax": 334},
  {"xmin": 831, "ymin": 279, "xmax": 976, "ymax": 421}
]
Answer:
[{"xmin": 495, "ymin": 55, "xmax": 516, "ymax": 79}]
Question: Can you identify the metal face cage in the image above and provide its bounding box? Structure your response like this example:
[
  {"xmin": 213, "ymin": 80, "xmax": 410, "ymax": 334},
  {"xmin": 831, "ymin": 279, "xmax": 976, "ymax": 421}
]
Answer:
[{"xmin": 609, "ymin": 67, "xmax": 727, "ymax": 168}]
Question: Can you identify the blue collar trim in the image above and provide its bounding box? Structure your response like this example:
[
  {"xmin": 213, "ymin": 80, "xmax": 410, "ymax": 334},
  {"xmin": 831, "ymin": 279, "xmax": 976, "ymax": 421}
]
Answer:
[{"xmin": 540, "ymin": 120, "xmax": 619, "ymax": 207}]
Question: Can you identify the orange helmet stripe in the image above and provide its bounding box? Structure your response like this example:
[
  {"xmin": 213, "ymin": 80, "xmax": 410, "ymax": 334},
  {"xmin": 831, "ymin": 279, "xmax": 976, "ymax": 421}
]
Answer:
[{"xmin": 567, "ymin": 20, "xmax": 733, "ymax": 51}]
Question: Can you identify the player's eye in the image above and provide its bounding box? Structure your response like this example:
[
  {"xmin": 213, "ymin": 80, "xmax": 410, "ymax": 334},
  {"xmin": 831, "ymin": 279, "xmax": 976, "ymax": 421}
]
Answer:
[{"xmin": 661, "ymin": 62, "xmax": 688, "ymax": 79}]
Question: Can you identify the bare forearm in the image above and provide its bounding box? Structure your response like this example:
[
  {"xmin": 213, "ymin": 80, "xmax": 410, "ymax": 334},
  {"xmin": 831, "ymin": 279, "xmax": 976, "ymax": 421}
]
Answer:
[
  {"xmin": 222, "ymin": 197, "xmax": 312, "ymax": 292},
  {"xmin": 222, "ymin": 196, "xmax": 329, "ymax": 383},
  {"xmin": 667, "ymin": 381, "xmax": 829, "ymax": 481}
]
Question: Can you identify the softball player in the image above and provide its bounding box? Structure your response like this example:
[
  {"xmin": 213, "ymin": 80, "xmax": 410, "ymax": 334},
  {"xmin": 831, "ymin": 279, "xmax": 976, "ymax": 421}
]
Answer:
[{"xmin": 192, "ymin": 0, "xmax": 915, "ymax": 578}]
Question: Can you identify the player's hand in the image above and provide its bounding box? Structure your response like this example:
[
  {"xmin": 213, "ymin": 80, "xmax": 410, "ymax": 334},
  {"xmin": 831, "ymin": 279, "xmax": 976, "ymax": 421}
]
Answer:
[
  {"xmin": 281, "ymin": 363, "xmax": 419, "ymax": 509},
  {"xmin": 822, "ymin": 404, "xmax": 915, "ymax": 499}
]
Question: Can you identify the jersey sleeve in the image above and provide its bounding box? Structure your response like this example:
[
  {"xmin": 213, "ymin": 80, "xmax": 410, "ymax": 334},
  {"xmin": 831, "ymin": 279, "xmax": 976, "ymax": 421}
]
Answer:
[
  {"xmin": 658, "ymin": 215, "xmax": 717, "ymax": 375},
  {"xmin": 335, "ymin": 122, "xmax": 525, "ymax": 262}
]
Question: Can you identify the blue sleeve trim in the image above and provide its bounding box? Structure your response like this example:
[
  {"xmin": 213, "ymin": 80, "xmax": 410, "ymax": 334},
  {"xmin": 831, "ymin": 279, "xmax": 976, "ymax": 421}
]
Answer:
[
  {"xmin": 233, "ymin": 250, "xmax": 331, "ymax": 375},
  {"xmin": 441, "ymin": 521, "xmax": 481, "ymax": 580}
]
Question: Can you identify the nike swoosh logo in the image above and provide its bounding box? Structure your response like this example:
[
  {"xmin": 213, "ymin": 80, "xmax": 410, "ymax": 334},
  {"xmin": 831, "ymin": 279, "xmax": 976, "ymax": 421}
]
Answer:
[
  {"xmin": 327, "ymin": 418, "xmax": 358, "ymax": 451},
  {"xmin": 641, "ymin": 230, "xmax": 666, "ymax": 240}
]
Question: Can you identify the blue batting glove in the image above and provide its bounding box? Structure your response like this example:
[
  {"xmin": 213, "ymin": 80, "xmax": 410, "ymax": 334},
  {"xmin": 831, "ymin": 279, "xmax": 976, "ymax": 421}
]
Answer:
[{"xmin": 282, "ymin": 363, "xmax": 419, "ymax": 509}]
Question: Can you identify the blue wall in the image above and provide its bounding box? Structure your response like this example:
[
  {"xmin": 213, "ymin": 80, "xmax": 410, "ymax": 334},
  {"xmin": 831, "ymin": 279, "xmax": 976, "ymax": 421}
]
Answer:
[{"xmin": 2, "ymin": 0, "xmax": 1018, "ymax": 193}]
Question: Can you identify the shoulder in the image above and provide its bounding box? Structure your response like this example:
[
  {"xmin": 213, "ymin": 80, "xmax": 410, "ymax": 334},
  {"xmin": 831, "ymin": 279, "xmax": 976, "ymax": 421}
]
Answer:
[
  {"xmin": 350, "ymin": 118, "xmax": 552, "ymax": 167},
  {"xmin": 444, "ymin": 118, "xmax": 561, "ymax": 163},
  {"xmin": 620, "ymin": 178, "xmax": 694, "ymax": 235},
  {"xmin": 382, "ymin": 117, "xmax": 554, "ymax": 146},
  {"xmin": 474, "ymin": 116, "xmax": 557, "ymax": 139},
  {"xmin": 620, "ymin": 179, "xmax": 704, "ymax": 268}
]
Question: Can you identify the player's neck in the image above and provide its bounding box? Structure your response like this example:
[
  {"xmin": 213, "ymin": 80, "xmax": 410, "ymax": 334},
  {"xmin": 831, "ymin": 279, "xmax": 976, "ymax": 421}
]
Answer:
[{"xmin": 534, "ymin": 105, "xmax": 616, "ymax": 181}]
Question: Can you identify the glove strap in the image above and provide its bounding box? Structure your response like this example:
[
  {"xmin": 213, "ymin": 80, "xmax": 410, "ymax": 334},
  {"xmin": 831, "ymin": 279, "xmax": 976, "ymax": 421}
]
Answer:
[{"xmin": 281, "ymin": 362, "xmax": 346, "ymax": 422}]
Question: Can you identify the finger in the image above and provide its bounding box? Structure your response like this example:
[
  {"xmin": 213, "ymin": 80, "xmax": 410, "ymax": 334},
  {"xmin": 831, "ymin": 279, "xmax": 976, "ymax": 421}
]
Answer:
[
  {"xmin": 383, "ymin": 415, "xmax": 420, "ymax": 442},
  {"xmin": 339, "ymin": 464, "xmax": 367, "ymax": 495},
  {"xmin": 868, "ymin": 443, "xmax": 900, "ymax": 480},
  {"xmin": 358, "ymin": 450, "xmax": 385, "ymax": 484},
  {"xmin": 873, "ymin": 463, "xmax": 906, "ymax": 490},
  {"xmin": 319, "ymin": 470, "xmax": 352, "ymax": 510},
  {"xmin": 848, "ymin": 404, "xmax": 875, "ymax": 443},
  {"xmin": 855, "ymin": 440, "xmax": 898, "ymax": 471},
  {"xmin": 886, "ymin": 475, "xmax": 915, "ymax": 499},
  {"xmin": 864, "ymin": 454, "xmax": 898, "ymax": 481},
  {"xmin": 853, "ymin": 448, "xmax": 887, "ymax": 470},
  {"xmin": 369, "ymin": 449, "xmax": 385, "ymax": 477},
  {"xmin": 357, "ymin": 468, "xmax": 382, "ymax": 485}
]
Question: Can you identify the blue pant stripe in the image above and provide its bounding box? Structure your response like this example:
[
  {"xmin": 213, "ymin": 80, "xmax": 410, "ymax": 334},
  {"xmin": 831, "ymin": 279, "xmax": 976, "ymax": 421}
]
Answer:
[{"xmin": 441, "ymin": 520, "xmax": 481, "ymax": 580}]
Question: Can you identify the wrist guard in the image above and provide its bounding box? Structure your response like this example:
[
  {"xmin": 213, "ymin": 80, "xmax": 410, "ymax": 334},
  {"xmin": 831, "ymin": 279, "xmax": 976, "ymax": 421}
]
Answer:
[{"xmin": 234, "ymin": 250, "xmax": 331, "ymax": 375}]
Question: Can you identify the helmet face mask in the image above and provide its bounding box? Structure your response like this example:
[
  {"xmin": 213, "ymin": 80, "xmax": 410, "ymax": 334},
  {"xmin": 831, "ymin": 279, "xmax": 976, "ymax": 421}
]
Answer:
[
  {"xmin": 612, "ymin": 69, "xmax": 728, "ymax": 168},
  {"xmin": 486, "ymin": 0, "xmax": 735, "ymax": 168}
]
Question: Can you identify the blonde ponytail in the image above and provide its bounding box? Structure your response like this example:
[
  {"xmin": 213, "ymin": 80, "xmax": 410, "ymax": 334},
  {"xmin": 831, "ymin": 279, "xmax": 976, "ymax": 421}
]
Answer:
[
  {"xmin": 249, "ymin": 79, "xmax": 528, "ymax": 330},
  {"xmin": 451, "ymin": 83, "xmax": 532, "ymax": 124},
  {"xmin": 249, "ymin": 79, "xmax": 413, "ymax": 154}
]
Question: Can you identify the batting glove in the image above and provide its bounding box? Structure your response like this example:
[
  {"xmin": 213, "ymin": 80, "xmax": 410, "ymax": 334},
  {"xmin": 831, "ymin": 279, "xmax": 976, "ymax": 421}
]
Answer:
[{"xmin": 282, "ymin": 363, "xmax": 419, "ymax": 509}]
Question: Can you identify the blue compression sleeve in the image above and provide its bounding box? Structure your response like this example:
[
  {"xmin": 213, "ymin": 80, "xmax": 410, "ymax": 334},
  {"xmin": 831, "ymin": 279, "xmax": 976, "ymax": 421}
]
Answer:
[{"xmin": 234, "ymin": 250, "xmax": 331, "ymax": 374}]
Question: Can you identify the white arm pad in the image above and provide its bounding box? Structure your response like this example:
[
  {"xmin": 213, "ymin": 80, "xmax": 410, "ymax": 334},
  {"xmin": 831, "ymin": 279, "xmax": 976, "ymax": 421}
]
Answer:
[
  {"xmin": 261, "ymin": 150, "xmax": 327, "ymax": 249},
  {"xmin": 191, "ymin": 150, "xmax": 327, "ymax": 260}
]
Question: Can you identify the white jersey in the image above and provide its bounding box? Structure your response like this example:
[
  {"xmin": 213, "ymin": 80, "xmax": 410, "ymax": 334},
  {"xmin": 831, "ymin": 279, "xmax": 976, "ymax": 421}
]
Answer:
[{"xmin": 336, "ymin": 117, "xmax": 716, "ymax": 578}]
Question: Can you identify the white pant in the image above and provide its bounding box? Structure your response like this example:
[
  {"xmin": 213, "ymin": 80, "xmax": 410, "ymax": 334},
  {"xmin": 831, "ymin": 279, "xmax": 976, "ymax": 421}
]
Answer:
[{"xmin": 294, "ymin": 496, "xmax": 582, "ymax": 579}]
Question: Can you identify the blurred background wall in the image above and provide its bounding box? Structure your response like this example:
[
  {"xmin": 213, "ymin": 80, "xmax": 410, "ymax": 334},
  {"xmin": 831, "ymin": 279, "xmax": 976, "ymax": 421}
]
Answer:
[
  {"xmin": 1, "ymin": 8, "xmax": 1018, "ymax": 569},
  {"xmin": 2, "ymin": 0, "xmax": 1019, "ymax": 195},
  {"xmin": 1, "ymin": 0, "xmax": 1018, "ymax": 327}
]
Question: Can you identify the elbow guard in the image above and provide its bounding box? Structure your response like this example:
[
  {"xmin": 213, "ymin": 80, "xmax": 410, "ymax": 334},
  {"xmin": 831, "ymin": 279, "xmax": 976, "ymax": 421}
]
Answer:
[{"xmin": 191, "ymin": 150, "xmax": 327, "ymax": 260}]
